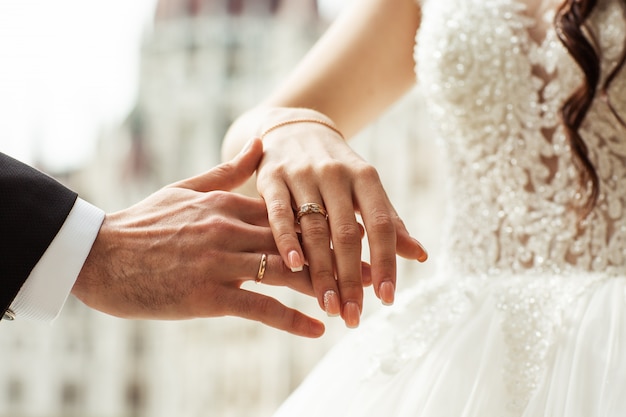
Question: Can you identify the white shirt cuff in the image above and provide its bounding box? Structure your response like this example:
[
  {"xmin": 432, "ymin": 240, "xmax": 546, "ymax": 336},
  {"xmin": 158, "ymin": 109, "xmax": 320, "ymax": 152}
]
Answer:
[{"xmin": 9, "ymin": 198, "xmax": 105, "ymax": 322}]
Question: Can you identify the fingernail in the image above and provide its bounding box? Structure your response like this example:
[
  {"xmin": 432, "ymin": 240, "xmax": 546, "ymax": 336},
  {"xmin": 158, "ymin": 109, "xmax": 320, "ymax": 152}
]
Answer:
[
  {"xmin": 323, "ymin": 290, "xmax": 340, "ymax": 317},
  {"xmin": 288, "ymin": 250, "xmax": 303, "ymax": 272},
  {"xmin": 379, "ymin": 281, "xmax": 395, "ymax": 306},
  {"xmin": 343, "ymin": 302, "xmax": 361, "ymax": 329}
]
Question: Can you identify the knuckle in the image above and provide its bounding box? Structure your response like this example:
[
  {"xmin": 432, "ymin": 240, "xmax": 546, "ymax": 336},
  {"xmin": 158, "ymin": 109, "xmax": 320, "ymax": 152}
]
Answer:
[
  {"xmin": 199, "ymin": 191, "xmax": 238, "ymax": 213},
  {"xmin": 310, "ymin": 267, "xmax": 335, "ymax": 284},
  {"xmin": 259, "ymin": 162, "xmax": 286, "ymax": 178},
  {"xmin": 289, "ymin": 312, "xmax": 308, "ymax": 333},
  {"xmin": 268, "ymin": 306, "xmax": 302, "ymax": 333},
  {"xmin": 332, "ymin": 222, "xmax": 362, "ymax": 247},
  {"xmin": 206, "ymin": 214, "xmax": 231, "ymax": 233},
  {"xmin": 337, "ymin": 278, "xmax": 363, "ymax": 297},
  {"xmin": 206, "ymin": 190, "xmax": 231, "ymax": 204},
  {"xmin": 261, "ymin": 162, "xmax": 314, "ymax": 184},
  {"xmin": 290, "ymin": 164, "xmax": 316, "ymax": 180},
  {"xmin": 267, "ymin": 199, "xmax": 295, "ymax": 220},
  {"xmin": 255, "ymin": 297, "xmax": 280, "ymax": 319},
  {"xmin": 257, "ymin": 167, "xmax": 288, "ymax": 191},
  {"xmin": 368, "ymin": 210, "xmax": 396, "ymax": 236},
  {"xmin": 318, "ymin": 160, "xmax": 348, "ymax": 181},
  {"xmin": 211, "ymin": 164, "xmax": 232, "ymax": 179},
  {"xmin": 356, "ymin": 164, "xmax": 382, "ymax": 183},
  {"xmin": 274, "ymin": 230, "xmax": 297, "ymax": 249}
]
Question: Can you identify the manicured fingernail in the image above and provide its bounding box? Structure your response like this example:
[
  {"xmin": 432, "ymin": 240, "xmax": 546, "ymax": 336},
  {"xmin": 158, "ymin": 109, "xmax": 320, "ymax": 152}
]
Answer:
[
  {"xmin": 288, "ymin": 250, "xmax": 303, "ymax": 272},
  {"xmin": 379, "ymin": 281, "xmax": 395, "ymax": 306},
  {"xmin": 323, "ymin": 290, "xmax": 340, "ymax": 317},
  {"xmin": 343, "ymin": 302, "xmax": 361, "ymax": 329}
]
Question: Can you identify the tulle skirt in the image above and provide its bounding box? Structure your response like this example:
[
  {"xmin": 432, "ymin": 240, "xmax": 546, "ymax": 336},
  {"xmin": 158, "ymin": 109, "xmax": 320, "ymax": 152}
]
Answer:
[{"xmin": 273, "ymin": 271, "xmax": 626, "ymax": 417}]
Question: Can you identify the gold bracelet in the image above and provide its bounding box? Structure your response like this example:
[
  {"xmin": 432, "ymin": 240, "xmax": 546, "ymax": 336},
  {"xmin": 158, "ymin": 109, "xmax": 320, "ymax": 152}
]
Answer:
[{"xmin": 260, "ymin": 119, "xmax": 344, "ymax": 140}]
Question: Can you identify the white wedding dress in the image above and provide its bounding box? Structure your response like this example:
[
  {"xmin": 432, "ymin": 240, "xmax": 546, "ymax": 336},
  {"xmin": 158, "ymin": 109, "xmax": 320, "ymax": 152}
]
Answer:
[{"xmin": 273, "ymin": 0, "xmax": 626, "ymax": 416}]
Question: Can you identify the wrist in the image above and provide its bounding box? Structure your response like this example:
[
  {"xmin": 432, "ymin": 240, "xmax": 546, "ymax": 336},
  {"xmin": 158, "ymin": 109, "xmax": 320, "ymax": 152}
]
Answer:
[
  {"xmin": 72, "ymin": 214, "xmax": 112, "ymax": 303},
  {"xmin": 223, "ymin": 106, "xmax": 345, "ymax": 164}
]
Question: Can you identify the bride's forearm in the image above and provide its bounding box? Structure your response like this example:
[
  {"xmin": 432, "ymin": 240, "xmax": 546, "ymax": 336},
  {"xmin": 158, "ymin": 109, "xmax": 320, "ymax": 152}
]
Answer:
[
  {"xmin": 222, "ymin": 0, "xmax": 421, "ymax": 164},
  {"xmin": 261, "ymin": 0, "xmax": 420, "ymax": 137}
]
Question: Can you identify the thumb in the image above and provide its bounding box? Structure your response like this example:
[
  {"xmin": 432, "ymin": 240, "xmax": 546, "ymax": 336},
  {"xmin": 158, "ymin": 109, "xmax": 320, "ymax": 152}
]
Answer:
[{"xmin": 173, "ymin": 138, "xmax": 263, "ymax": 192}]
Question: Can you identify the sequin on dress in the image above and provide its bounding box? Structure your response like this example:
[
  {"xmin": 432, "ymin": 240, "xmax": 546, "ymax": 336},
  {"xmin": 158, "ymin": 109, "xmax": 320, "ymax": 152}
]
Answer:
[{"xmin": 273, "ymin": 0, "xmax": 626, "ymax": 415}]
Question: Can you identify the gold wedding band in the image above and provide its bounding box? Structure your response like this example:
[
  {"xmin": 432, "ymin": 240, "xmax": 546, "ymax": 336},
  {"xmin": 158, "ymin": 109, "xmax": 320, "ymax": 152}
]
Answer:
[
  {"xmin": 255, "ymin": 253, "xmax": 268, "ymax": 283},
  {"xmin": 296, "ymin": 203, "xmax": 328, "ymax": 224}
]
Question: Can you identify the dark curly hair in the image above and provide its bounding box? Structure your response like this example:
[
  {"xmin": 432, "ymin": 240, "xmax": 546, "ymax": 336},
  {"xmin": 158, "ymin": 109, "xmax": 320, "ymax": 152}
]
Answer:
[{"xmin": 555, "ymin": 0, "xmax": 626, "ymax": 215}]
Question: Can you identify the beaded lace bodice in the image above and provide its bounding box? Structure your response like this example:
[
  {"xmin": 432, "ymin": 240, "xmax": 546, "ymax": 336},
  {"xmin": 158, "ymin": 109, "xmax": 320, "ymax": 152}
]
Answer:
[{"xmin": 416, "ymin": 0, "xmax": 626, "ymax": 277}]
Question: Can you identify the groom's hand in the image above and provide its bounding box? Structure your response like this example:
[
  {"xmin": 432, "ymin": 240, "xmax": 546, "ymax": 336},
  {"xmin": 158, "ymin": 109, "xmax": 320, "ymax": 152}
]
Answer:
[{"xmin": 72, "ymin": 139, "xmax": 324, "ymax": 338}]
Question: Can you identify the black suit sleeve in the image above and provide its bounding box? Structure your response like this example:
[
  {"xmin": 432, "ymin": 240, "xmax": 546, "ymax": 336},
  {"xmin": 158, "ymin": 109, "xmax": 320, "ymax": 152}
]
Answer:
[{"xmin": 0, "ymin": 152, "xmax": 78, "ymax": 318}]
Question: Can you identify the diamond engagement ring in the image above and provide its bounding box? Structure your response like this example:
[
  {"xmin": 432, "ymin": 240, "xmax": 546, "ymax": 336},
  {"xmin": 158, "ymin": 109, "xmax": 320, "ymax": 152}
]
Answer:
[{"xmin": 296, "ymin": 203, "xmax": 328, "ymax": 224}]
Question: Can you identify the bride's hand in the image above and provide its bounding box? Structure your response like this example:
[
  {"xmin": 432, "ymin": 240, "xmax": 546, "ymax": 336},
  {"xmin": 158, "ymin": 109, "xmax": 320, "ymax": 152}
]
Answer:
[{"xmin": 250, "ymin": 107, "xmax": 428, "ymax": 328}]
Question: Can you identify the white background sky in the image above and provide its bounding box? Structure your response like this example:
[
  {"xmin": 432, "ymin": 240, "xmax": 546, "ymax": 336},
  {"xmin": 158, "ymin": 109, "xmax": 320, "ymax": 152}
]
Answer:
[
  {"xmin": 0, "ymin": 0, "xmax": 157, "ymax": 170},
  {"xmin": 0, "ymin": 0, "xmax": 348, "ymax": 171}
]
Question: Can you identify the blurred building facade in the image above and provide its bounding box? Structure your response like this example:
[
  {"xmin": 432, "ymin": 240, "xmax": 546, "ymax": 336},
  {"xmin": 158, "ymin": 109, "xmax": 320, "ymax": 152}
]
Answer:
[
  {"xmin": 0, "ymin": 1, "xmax": 443, "ymax": 416},
  {"xmin": 82, "ymin": 0, "xmax": 323, "ymax": 208}
]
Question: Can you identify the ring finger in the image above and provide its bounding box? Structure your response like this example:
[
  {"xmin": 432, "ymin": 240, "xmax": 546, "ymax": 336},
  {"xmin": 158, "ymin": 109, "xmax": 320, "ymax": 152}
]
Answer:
[
  {"xmin": 294, "ymin": 198, "xmax": 340, "ymax": 317},
  {"xmin": 234, "ymin": 252, "xmax": 314, "ymax": 296}
]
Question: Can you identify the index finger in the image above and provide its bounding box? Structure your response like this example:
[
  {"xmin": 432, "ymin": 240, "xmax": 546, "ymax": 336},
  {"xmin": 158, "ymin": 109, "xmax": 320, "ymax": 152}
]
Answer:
[{"xmin": 173, "ymin": 138, "xmax": 263, "ymax": 192}]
